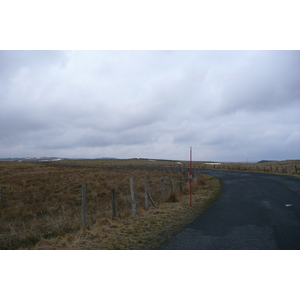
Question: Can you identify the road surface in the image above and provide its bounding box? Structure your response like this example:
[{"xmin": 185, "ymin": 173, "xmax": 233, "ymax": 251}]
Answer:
[{"xmin": 156, "ymin": 170, "xmax": 300, "ymax": 250}]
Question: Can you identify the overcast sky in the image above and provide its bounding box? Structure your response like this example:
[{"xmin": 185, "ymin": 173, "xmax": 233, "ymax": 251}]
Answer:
[{"xmin": 0, "ymin": 50, "xmax": 299, "ymax": 162}]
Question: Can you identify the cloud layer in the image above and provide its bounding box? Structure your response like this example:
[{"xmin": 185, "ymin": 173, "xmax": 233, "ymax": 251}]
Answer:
[{"xmin": 1, "ymin": 50, "xmax": 299, "ymax": 161}]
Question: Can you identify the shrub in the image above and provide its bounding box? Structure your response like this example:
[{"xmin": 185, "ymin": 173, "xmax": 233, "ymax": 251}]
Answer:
[{"xmin": 167, "ymin": 192, "xmax": 178, "ymax": 202}]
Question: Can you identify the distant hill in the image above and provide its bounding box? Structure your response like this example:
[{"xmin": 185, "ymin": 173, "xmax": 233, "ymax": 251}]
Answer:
[
  {"xmin": 257, "ymin": 159, "xmax": 300, "ymax": 163},
  {"xmin": 0, "ymin": 157, "xmax": 118, "ymax": 162}
]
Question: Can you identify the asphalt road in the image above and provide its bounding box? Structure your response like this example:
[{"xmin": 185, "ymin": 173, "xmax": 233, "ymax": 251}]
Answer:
[{"xmin": 156, "ymin": 170, "xmax": 300, "ymax": 250}]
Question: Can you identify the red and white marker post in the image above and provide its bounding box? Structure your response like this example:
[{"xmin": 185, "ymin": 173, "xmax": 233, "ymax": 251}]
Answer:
[{"xmin": 189, "ymin": 146, "xmax": 193, "ymax": 206}]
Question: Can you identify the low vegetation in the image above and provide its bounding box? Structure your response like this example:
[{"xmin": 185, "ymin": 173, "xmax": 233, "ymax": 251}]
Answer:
[
  {"xmin": 199, "ymin": 160, "xmax": 300, "ymax": 176},
  {"xmin": 0, "ymin": 160, "xmax": 220, "ymax": 250},
  {"xmin": 2, "ymin": 158, "xmax": 298, "ymax": 250}
]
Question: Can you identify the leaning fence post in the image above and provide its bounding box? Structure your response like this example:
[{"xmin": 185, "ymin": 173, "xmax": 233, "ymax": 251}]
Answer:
[
  {"xmin": 111, "ymin": 188, "xmax": 117, "ymax": 219},
  {"xmin": 130, "ymin": 178, "xmax": 136, "ymax": 216},
  {"xmin": 161, "ymin": 177, "xmax": 165, "ymax": 203},
  {"xmin": 82, "ymin": 183, "xmax": 87, "ymax": 228},
  {"xmin": 144, "ymin": 176, "xmax": 149, "ymax": 210},
  {"xmin": 147, "ymin": 192, "xmax": 158, "ymax": 208}
]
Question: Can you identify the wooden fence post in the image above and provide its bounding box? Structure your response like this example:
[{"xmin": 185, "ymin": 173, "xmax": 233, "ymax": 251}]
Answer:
[
  {"xmin": 147, "ymin": 192, "xmax": 158, "ymax": 208},
  {"xmin": 161, "ymin": 177, "xmax": 165, "ymax": 203},
  {"xmin": 130, "ymin": 178, "xmax": 136, "ymax": 216},
  {"xmin": 169, "ymin": 176, "xmax": 173, "ymax": 193},
  {"xmin": 0, "ymin": 188, "xmax": 2, "ymax": 202},
  {"xmin": 179, "ymin": 174, "xmax": 183, "ymax": 192},
  {"xmin": 144, "ymin": 176, "xmax": 149, "ymax": 210},
  {"xmin": 82, "ymin": 183, "xmax": 87, "ymax": 229},
  {"xmin": 111, "ymin": 188, "xmax": 117, "ymax": 219}
]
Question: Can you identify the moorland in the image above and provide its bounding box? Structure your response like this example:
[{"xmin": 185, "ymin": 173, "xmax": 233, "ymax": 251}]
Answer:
[{"xmin": 0, "ymin": 159, "xmax": 219, "ymax": 249}]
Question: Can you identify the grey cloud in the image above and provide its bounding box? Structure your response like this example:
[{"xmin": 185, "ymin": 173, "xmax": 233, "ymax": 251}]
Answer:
[
  {"xmin": 0, "ymin": 50, "xmax": 68, "ymax": 80},
  {"xmin": 218, "ymin": 51, "xmax": 300, "ymax": 114},
  {"xmin": 1, "ymin": 50, "xmax": 300, "ymax": 161}
]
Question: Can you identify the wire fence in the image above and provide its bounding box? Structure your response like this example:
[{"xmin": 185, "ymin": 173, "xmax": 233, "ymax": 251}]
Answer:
[
  {"xmin": 199, "ymin": 162, "xmax": 299, "ymax": 175},
  {"xmin": 40, "ymin": 159, "xmax": 300, "ymax": 175},
  {"xmin": 0, "ymin": 168, "xmax": 194, "ymax": 249}
]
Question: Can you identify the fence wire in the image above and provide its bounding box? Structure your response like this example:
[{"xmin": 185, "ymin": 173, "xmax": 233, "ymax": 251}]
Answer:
[{"xmin": 0, "ymin": 165, "xmax": 188, "ymax": 249}]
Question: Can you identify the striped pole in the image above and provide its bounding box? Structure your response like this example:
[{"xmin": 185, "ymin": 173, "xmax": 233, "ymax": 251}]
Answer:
[{"xmin": 190, "ymin": 146, "xmax": 193, "ymax": 206}]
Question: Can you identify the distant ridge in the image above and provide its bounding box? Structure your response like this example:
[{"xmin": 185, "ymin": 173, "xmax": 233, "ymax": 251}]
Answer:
[
  {"xmin": 257, "ymin": 159, "xmax": 300, "ymax": 163},
  {"xmin": 0, "ymin": 157, "xmax": 118, "ymax": 162}
]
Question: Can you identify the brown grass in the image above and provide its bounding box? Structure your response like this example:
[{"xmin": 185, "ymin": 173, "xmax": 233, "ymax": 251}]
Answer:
[
  {"xmin": 167, "ymin": 192, "xmax": 178, "ymax": 202},
  {"xmin": 197, "ymin": 160, "xmax": 300, "ymax": 177},
  {"xmin": 28, "ymin": 174, "xmax": 220, "ymax": 250},
  {"xmin": 0, "ymin": 161, "xmax": 218, "ymax": 250}
]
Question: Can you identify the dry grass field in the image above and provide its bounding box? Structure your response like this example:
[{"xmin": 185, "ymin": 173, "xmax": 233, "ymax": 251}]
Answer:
[
  {"xmin": 198, "ymin": 160, "xmax": 300, "ymax": 176},
  {"xmin": 0, "ymin": 160, "xmax": 220, "ymax": 250},
  {"xmin": 55, "ymin": 158, "xmax": 300, "ymax": 175}
]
